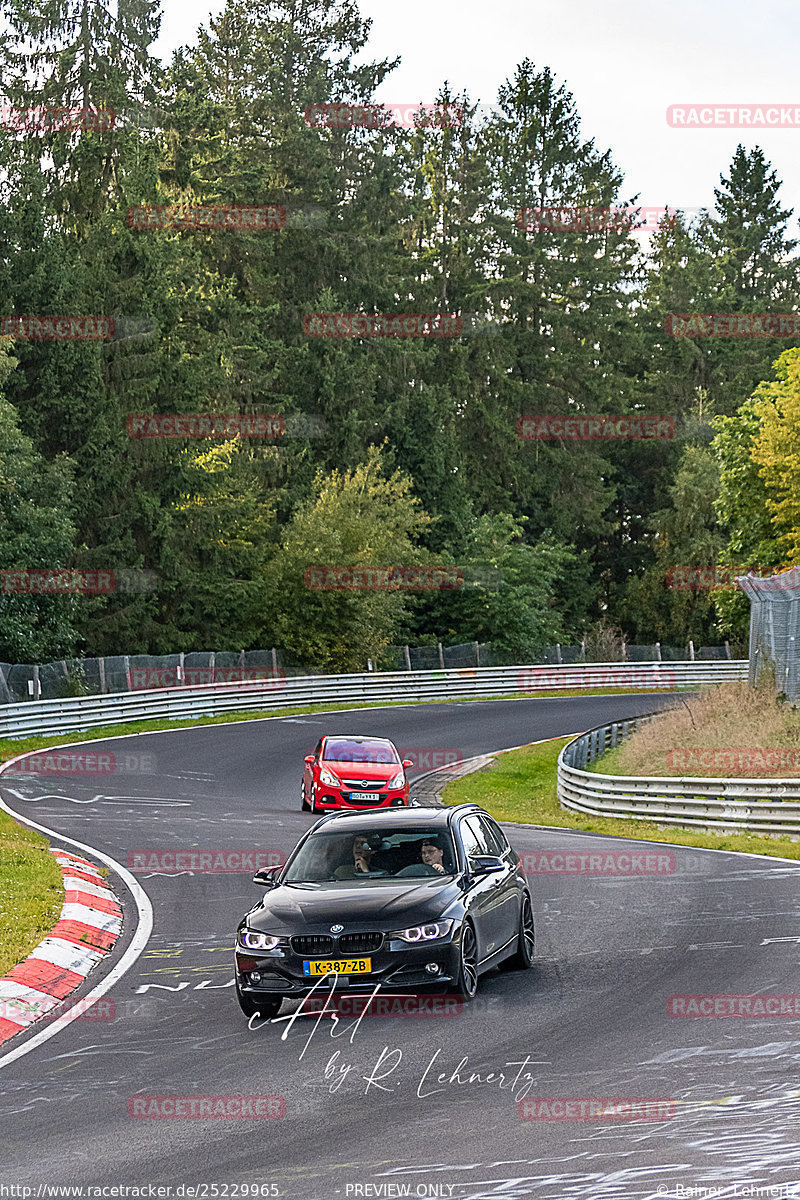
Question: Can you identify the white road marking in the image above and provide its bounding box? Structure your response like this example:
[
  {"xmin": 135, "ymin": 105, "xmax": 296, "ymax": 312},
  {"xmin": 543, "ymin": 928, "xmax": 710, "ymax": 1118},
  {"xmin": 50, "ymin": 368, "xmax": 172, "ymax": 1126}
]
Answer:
[{"xmin": 0, "ymin": 762, "xmax": 154, "ymax": 1070}]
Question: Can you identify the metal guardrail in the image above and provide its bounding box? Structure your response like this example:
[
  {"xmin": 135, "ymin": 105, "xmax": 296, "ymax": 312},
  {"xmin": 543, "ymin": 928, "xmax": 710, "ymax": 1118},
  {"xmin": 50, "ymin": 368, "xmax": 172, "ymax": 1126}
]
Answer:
[
  {"xmin": 0, "ymin": 660, "xmax": 746, "ymax": 740},
  {"xmin": 558, "ymin": 715, "xmax": 800, "ymax": 836}
]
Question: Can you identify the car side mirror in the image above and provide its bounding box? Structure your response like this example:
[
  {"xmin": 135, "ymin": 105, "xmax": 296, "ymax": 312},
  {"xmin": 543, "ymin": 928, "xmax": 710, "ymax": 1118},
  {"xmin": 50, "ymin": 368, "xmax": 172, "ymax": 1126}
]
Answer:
[
  {"xmin": 402, "ymin": 759, "xmax": 413, "ymax": 769},
  {"xmin": 304, "ymin": 755, "xmax": 315, "ymax": 766},
  {"xmin": 469, "ymin": 854, "xmax": 505, "ymax": 876},
  {"xmin": 253, "ymin": 866, "xmax": 280, "ymax": 887}
]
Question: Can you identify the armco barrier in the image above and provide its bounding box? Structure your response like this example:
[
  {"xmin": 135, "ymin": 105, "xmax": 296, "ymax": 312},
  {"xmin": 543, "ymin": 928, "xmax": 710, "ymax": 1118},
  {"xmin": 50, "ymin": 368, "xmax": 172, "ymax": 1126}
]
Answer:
[
  {"xmin": 557, "ymin": 715, "xmax": 800, "ymax": 836},
  {"xmin": 0, "ymin": 661, "xmax": 746, "ymax": 740}
]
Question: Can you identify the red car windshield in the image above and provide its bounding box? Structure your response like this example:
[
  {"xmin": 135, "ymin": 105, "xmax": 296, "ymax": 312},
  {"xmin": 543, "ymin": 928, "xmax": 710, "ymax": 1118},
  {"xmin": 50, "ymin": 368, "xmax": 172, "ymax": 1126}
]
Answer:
[{"xmin": 322, "ymin": 739, "xmax": 400, "ymax": 764}]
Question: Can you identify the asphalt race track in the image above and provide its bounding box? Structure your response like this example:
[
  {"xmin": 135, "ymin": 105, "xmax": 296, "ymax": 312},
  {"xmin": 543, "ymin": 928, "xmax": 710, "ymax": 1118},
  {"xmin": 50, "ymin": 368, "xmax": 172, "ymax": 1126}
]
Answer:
[{"xmin": 2, "ymin": 694, "xmax": 800, "ymax": 1200}]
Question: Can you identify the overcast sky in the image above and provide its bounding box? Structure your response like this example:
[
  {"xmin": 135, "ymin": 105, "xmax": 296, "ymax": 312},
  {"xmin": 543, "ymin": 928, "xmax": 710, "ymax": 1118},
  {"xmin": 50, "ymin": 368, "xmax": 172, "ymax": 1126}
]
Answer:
[{"xmin": 155, "ymin": 0, "xmax": 800, "ymax": 224}]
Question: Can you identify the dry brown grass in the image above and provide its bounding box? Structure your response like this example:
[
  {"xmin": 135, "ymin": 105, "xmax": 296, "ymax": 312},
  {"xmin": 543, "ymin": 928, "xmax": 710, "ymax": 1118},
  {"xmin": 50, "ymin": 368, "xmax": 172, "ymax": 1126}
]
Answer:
[{"xmin": 600, "ymin": 679, "xmax": 800, "ymax": 778}]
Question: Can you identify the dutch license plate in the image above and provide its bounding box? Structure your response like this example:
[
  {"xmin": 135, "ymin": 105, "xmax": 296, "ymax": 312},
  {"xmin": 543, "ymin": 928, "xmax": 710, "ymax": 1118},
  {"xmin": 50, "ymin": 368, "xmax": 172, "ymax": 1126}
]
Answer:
[
  {"xmin": 350, "ymin": 792, "xmax": 381, "ymax": 801},
  {"xmin": 303, "ymin": 958, "xmax": 371, "ymax": 976}
]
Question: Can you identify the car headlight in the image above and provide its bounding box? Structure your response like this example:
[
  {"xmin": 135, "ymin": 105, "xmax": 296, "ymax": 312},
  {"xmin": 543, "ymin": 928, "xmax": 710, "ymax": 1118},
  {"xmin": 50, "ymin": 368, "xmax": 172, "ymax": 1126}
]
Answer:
[
  {"xmin": 388, "ymin": 771, "xmax": 405, "ymax": 789},
  {"xmin": 319, "ymin": 766, "xmax": 340, "ymax": 787},
  {"xmin": 240, "ymin": 930, "xmax": 283, "ymax": 951},
  {"xmin": 393, "ymin": 920, "xmax": 453, "ymax": 943}
]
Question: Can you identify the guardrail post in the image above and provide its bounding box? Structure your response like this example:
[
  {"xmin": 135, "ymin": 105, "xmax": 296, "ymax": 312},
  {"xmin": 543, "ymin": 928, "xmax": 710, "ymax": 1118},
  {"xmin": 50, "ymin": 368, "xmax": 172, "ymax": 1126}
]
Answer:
[
  {"xmin": 209, "ymin": 651, "xmax": 216, "ymax": 683},
  {"xmin": 556, "ymin": 643, "xmax": 562, "ymax": 664},
  {"xmin": 474, "ymin": 641, "xmax": 480, "ymax": 667},
  {"xmin": 271, "ymin": 648, "xmax": 278, "ymax": 675},
  {"xmin": 403, "ymin": 645, "xmax": 412, "ymax": 671},
  {"xmin": 655, "ymin": 642, "xmax": 662, "ymax": 661},
  {"xmin": 438, "ymin": 643, "xmax": 445, "ymax": 669},
  {"xmin": 688, "ymin": 640, "xmax": 695, "ymax": 661},
  {"xmin": 124, "ymin": 655, "xmax": 131, "ymax": 690},
  {"xmin": 98, "ymin": 656, "xmax": 106, "ymax": 694},
  {"xmin": 178, "ymin": 651, "xmax": 185, "ymax": 684},
  {"xmin": 0, "ymin": 665, "xmax": 11, "ymax": 703},
  {"xmin": 725, "ymin": 640, "xmax": 731, "ymax": 660},
  {"xmin": 31, "ymin": 665, "xmax": 41, "ymax": 701}
]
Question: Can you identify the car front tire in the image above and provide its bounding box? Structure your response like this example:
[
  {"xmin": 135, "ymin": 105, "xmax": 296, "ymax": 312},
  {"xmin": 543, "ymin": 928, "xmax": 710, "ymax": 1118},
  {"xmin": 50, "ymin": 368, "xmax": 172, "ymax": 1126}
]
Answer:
[
  {"xmin": 449, "ymin": 921, "xmax": 479, "ymax": 1002},
  {"xmin": 301, "ymin": 782, "xmax": 310, "ymax": 812},
  {"xmin": 504, "ymin": 894, "xmax": 535, "ymax": 970}
]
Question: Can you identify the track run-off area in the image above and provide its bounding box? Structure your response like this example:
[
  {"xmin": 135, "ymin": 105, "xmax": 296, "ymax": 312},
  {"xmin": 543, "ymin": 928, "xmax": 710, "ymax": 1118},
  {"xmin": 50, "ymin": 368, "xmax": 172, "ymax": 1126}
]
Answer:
[{"xmin": 1, "ymin": 693, "xmax": 799, "ymax": 1200}]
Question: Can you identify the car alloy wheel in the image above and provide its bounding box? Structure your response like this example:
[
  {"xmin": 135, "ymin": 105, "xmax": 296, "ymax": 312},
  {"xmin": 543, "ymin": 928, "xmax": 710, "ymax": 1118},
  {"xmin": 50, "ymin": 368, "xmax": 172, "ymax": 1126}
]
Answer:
[
  {"xmin": 235, "ymin": 979, "xmax": 282, "ymax": 1021},
  {"xmin": 506, "ymin": 894, "xmax": 535, "ymax": 970},
  {"xmin": 451, "ymin": 921, "xmax": 479, "ymax": 1002}
]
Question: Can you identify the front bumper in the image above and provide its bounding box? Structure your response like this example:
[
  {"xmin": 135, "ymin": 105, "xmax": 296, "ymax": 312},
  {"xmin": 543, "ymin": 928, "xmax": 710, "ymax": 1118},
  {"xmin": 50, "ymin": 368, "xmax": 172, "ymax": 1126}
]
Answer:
[
  {"xmin": 313, "ymin": 786, "xmax": 409, "ymax": 811},
  {"xmin": 235, "ymin": 932, "xmax": 460, "ymax": 996}
]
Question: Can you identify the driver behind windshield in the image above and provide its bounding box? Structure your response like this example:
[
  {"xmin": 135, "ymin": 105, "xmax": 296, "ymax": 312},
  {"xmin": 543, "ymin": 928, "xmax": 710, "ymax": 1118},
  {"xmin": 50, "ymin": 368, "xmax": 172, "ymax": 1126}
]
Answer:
[
  {"xmin": 334, "ymin": 834, "xmax": 388, "ymax": 879},
  {"xmin": 395, "ymin": 835, "xmax": 451, "ymax": 877},
  {"xmin": 421, "ymin": 839, "xmax": 446, "ymax": 873}
]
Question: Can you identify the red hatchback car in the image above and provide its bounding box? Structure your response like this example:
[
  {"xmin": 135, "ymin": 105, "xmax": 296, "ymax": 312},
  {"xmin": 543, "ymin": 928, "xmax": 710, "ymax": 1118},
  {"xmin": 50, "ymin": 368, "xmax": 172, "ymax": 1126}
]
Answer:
[{"xmin": 301, "ymin": 735, "xmax": 413, "ymax": 813}]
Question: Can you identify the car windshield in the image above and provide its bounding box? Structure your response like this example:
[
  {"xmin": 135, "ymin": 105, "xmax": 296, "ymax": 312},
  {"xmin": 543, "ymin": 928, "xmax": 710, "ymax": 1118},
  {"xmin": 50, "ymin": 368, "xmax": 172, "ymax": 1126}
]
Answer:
[
  {"xmin": 283, "ymin": 826, "xmax": 457, "ymax": 883},
  {"xmin": 322, "ymin": 739, "xmax": 399, "ymax": 764}
]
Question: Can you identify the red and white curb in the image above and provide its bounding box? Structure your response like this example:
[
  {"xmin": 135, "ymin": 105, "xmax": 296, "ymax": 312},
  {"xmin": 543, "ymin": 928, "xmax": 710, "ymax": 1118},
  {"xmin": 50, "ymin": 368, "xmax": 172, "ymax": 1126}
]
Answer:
[{"xmin": 0, "ymin": 848, "xmax": 122, "ymax": 1045}]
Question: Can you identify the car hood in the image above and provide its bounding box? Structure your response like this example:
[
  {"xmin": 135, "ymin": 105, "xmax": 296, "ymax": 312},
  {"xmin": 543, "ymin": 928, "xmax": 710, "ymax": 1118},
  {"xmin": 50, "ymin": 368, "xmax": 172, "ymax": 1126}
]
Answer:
[{"xmin": 248, "ymin": 878, "xmax": 460, "ymax": 932}]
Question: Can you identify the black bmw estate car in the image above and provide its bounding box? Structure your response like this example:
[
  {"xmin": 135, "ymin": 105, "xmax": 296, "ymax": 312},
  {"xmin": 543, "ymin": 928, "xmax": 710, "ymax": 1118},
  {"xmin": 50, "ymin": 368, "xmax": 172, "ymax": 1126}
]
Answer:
[{"xmin": 234, "ymin": 803, "xmax": 535, "ymax": 1019}]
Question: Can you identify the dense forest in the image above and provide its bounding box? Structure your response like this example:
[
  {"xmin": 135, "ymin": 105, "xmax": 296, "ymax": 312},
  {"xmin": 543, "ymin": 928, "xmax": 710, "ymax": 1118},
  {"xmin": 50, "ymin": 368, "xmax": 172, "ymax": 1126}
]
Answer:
[{"xmin": 2, "ymin": 0, "xmax": 800, "ymax": 670}]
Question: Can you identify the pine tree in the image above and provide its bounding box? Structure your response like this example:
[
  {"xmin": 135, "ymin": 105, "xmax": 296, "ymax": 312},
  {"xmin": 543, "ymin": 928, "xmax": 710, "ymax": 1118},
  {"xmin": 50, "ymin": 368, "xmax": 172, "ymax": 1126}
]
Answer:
[
  {"xmin": 697, "ymin": 145, "xmax": 800, "ymax": 416},
  {"xmin": 0, "ymin": 346, "xmax": 80, "ymax": 660}
]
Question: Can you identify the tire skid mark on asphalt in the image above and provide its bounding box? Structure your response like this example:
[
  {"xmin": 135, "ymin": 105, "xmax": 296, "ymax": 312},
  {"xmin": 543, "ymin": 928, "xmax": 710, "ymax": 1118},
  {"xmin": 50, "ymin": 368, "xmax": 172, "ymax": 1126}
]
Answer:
[{"xmin": 1, "ymin": 786, "xmax": 193, "ymax": 807}]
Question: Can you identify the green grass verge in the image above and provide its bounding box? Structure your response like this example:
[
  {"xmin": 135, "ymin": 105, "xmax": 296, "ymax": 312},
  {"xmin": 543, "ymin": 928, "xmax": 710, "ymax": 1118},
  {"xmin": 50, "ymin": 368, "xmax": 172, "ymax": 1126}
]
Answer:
[
  {"xmin": 0, "ymin": 687, "xmax": 689, "ymax": 769},
  {"xmin": 441, "ymin": 737, "xmax": 800, "ymax": 860},
  {"xmin": 0, "ymin": 809, "xmax": 63, "ymax": 977}
]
